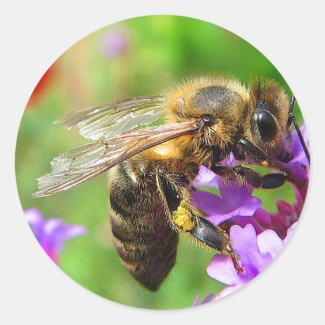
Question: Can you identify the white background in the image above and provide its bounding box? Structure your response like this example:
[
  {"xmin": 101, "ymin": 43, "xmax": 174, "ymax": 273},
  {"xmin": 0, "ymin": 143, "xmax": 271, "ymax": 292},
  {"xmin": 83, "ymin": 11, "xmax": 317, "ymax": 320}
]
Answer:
[{"xmin": 1, "ymin": 1, "xmax": 324, "ymax": 324}]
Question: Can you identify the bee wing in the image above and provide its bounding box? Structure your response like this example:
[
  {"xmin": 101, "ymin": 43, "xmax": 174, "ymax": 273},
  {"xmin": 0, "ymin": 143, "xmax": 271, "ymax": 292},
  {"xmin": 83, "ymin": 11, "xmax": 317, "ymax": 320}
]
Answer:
[
  {"xmin": 32, "ymin": 122, "xmax": 198, "ymax": 198},
  {"xmin": 56, "ymin": 95, "xmax": 165, "ymax": 140}
]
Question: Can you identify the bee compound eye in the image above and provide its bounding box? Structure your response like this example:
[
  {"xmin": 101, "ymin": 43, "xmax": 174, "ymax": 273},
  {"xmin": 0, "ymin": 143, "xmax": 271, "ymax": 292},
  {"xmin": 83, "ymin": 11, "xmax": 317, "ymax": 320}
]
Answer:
[{"xmin": 254, "ymin": 110, "xmax": 277, "ymax": 141}]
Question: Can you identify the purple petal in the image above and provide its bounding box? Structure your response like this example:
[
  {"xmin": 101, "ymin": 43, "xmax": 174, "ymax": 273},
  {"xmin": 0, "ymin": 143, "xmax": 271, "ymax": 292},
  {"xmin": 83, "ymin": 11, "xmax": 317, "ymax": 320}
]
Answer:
[
  {"xmin": 218, "ymin": 181, "xmax": 261, "ymax": 217},
  {"xmin": 231, "ymin": 208, "xmax": 272, "ymax": 235},
  {"xmin": 191, "ymin": 182, "xmax": 261, "ymax": 225},
  {"xmin": 214, "ymin": 284, "xmax": 244, "ymax": 300},
  {"xmin": 200, "ymin": 293, "xmax": 215, "ymax": 304},
  {"xmin": 24, "ymin": 208, "xmax": 44, "ymax": 224},
  {"xmin": 192, "ymin": 293, "xmax": 215, "ymax": 306},
  {"xmin": 192, "ymin": 153, "xmax": 239, "ymax": 189},
  {"xmin": 283, "ymin": 222, "xmax": 297, "ymax": 245},
  {"xmin": 207, "ymin": 225, "xmax": 277, "ymax": 289},
  {"xmin": 207, "ymin": 254, "xmax": 242, "ymax": 286},
  {"xmin": 192, "ymin": 165, "xmax": 220, "ymax": 188},
  {"xmin": 230, "ymin": 225, "xmax": 272, "ymax": 278},
  {"xmin": 256, "ymin": 229, "xmax": 284, "ymax": 258},
  {"xmin": 232, "ymin": 185, "xmax": 303, "ymax": 240},
  {"xmin": 24, "ymin": 208, "xmax": 86, "ymax": 262},
  {"xmin": 286, "ymin": 123, "xmax": 310, "ymax": 182},
  {"xmin": 43, "ymin": 218, "xmax": 86, "ymax": 251},
  {"xmin": 24, "ymin": 208, "xmax": 45, "ymax": 241},
  {"xmin": 291, "ymin": 124, "xmax": 309, "ymax": 162},
  {"xmin": 192, "ymin": 295, "xmax": 200, "ymax": 306}
]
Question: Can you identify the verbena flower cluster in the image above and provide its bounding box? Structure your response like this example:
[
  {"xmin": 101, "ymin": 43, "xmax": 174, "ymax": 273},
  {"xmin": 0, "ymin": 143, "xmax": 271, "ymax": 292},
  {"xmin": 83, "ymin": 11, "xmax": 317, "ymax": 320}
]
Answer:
[
  {"xmin": 24, "ymin": 208, "xmax": 86, "ymax": 264},
  {"xmin": 192, "ymin": 125, "xmax": 309, "ymax": 304}
]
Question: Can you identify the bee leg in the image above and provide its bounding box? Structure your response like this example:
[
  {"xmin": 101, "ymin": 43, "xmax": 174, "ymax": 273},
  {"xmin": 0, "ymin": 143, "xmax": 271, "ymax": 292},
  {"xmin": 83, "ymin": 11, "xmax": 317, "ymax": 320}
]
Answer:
[
  {"xmin": 237, "ymin": 138, "xmax": 282, "ymax": 169},
  {"xmin": 261, "ymin": 173, "xmax": 288, "ymax": 189},
  {"xmin": 157, "ymin": 167, "xmax": 243, "ymax": 272},
  {"xmin": 236, "ymin": 137, "xmax": 306, "ymax": 188},
  {"xmin": 189, "ymin": 216, "xmax": 243, "ymax": 273},
  {"xmin": 170, "ymin": 199, "xmax": 243, "ymax": 272},
  {"xmin": 210, "ymin": 165, "xmax": 263, "ymax": 188},
  {"xmin": 211, "ymin": 165, "xmax": 289, "ymax": 189}
]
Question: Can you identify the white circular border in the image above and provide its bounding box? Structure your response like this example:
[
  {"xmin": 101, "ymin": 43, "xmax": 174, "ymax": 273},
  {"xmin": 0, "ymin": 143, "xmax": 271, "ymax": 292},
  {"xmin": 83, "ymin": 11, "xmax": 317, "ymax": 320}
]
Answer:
[{"xmin": 3, "ymin": 1, "xmax": 324, "ymax": 324}]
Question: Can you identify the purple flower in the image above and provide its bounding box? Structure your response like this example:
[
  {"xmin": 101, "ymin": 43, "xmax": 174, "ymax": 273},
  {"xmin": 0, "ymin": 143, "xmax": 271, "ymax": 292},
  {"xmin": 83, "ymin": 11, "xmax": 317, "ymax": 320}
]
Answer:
[
  {"xmin": 286, "ymin": 123, "xmax": 309, "ymax": 184},
  {"xmin": 207, "ymin": 222, "xmax": 296, "ymax": 300},
  {"xmin": 191, "ymin": 153, "xmax": 262, "ymax": 226},
  {"xmin": 24, "ymin": 208, "xmax": 86, "ymax": 264},
  {"xmin": 232, "ymin": 186, "xmax": 304, "ymax": 240},
  {"xmin": 191, "ymin": 124, "xmax": 309, "ymax": 305},
  {"xmin": 192, "ymin": 152, "xmax": 238, "ymax": 189},
  {"xmin": 191, "ymin": 123, "xmax": 309, "ymax": 238},
  {"xmin": 192, "ymin": 182, "xmax": 261, "ymax": 226},
  {"xmin": 230, "ymin": 124, "xmax": 309, "ymax": 239},
  {"xmin": 191, "ymin": 153, "xmax": 262, "ymax": 225},
  {"xmin": 192, "ymin": 164, "xmax": 220, "ymax": 189},
  {"xmin": 193, "ymin": 293, "xmax": 215, "ymax": 306},
  {"xmin": 98, "ymin": 29, "xmax": 129, "ymax": 58}
]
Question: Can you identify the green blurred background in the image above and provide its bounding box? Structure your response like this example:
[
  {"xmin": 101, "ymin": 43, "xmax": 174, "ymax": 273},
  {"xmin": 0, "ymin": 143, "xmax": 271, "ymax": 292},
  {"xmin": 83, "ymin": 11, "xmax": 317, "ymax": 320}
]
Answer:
[{"xmin": 15, "ymin": 15, "xmax": 303, "ymax": 310}]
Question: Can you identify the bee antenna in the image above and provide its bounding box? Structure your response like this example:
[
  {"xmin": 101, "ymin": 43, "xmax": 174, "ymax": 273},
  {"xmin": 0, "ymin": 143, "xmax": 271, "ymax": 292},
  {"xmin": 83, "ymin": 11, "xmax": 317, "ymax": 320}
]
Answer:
[{"xmin": 288, "ymin": 95, "xmax": 310, "ymax": 164}]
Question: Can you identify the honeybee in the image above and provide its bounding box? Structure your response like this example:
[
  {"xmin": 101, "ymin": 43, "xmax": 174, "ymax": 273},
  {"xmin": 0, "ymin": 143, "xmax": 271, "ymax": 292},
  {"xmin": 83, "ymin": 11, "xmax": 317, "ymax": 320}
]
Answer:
[{"xmin": 32, "ymin": 76, "xmax": 309, "ymax": 291}]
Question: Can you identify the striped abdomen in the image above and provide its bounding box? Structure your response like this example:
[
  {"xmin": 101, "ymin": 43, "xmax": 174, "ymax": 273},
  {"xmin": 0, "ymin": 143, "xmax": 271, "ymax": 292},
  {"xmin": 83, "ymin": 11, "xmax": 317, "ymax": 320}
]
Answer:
[{"xmin": 109, "ymin": 159, "xmax": 179, "ymax": 291}]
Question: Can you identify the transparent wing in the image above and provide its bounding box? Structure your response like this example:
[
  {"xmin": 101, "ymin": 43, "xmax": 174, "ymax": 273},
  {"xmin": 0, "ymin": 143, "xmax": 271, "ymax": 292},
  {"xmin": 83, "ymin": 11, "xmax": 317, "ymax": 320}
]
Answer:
[
  {"xmin": 56, "ymin": 95, "xmax": 165, "ymax": 140},
  {"xmin": 32, "ymin": 122, "xmax": 198, "ymax": 198}
]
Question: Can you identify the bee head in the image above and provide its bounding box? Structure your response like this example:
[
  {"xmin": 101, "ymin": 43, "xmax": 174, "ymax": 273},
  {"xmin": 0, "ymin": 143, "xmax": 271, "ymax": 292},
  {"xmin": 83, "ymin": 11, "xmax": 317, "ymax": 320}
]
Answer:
[{"xmin": 249, "ymin": 80, "xmax": 293, "ymax": 159}]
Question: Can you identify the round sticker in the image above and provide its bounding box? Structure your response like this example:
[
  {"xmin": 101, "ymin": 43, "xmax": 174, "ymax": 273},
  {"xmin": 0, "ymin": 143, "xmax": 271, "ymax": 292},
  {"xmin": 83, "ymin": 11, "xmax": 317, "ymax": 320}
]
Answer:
[{"xmin": 15, "ymin": 15, "xmax": 310, "ymax": 310}]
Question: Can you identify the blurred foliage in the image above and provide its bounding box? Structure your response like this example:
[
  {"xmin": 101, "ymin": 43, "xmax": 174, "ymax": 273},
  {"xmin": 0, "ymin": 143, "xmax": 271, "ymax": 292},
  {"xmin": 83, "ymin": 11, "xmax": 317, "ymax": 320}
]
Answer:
[{"xmin": 16, "ymin": 15, "xmax": 304, "ymax": 310}]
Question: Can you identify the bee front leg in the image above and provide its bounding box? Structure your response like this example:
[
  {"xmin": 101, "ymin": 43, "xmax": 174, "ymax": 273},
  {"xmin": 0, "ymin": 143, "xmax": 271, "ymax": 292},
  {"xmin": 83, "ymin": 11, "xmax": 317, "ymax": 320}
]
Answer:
[
  {"xmin": 211, "ymin": 165, "xmax": 263, "ymax": 188},
  {"xmin": 261, "ymin": 173, "xmax": 288, "ymax": 189},
  {"xmin": 210, "ymin": 165, "xmax": 288, "ymax": 189},
  {"xmin": 235, "ymin": 137, "xmax": 306, "ymax": 188}
]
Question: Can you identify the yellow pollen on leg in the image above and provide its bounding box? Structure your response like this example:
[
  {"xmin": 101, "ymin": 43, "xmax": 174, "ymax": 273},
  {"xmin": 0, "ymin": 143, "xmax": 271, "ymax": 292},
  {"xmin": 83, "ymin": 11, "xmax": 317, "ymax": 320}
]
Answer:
[{"xmin": 172, "ymin": 201, "xmax": 195, "ymax": 232}]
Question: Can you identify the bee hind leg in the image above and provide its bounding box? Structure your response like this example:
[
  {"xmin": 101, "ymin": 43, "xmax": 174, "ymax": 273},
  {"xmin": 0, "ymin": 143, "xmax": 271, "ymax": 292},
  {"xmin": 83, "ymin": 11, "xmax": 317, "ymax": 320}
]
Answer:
[{"xmin": 189, "ymin": 216, "xmax": 243, "ymax": 273}]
